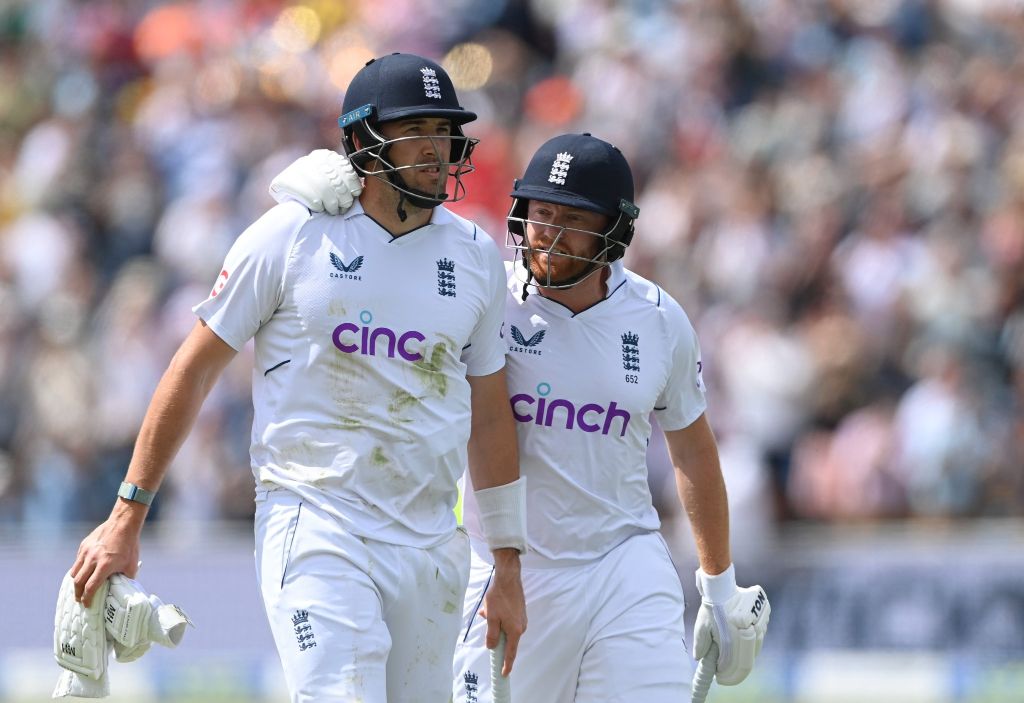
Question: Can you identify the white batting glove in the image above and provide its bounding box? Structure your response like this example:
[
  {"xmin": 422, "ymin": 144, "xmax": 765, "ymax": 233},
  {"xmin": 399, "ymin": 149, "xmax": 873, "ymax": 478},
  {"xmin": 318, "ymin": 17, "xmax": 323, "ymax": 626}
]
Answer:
[
  {"xmin": 105, "ymin": 574, "xmax": 192, "ymax": 663},
  {"xmin": 269, "ymin": 149, "xmax": 362, "ymax": 214},
  {"xmin": 693, "ymin": 564, "xmax": 770, "ymax": 686},
  {"xmin": 54, "ymin": 570, "xmax": 110, "ymax": 681}
]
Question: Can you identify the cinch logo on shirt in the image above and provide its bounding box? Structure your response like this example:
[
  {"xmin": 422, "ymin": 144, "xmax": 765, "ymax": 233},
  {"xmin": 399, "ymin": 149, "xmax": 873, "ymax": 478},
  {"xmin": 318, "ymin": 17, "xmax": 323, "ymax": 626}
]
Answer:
[
  {"xmin": 332, "ymin": 310, "xmax": 425, "ymax": 362},
  {"xmin": 510, "ymin": 382, "xmax": 631, "ymax": 436}
]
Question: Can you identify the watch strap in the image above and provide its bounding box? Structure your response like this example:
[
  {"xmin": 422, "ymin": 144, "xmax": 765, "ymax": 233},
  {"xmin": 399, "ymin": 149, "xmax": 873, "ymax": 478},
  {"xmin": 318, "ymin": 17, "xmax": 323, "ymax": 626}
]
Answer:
[{"xmin": 117, "ymin": 481, "xmax": 156, "ymax": 506}]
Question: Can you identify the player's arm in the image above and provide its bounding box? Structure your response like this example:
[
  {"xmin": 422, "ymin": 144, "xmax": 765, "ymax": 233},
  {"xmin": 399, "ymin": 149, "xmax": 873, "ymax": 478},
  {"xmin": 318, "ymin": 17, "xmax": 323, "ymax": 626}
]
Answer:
[
  {"xmin": 665, "ymin": 413, "xmax": 730, "ymax": 574},
  {"xmin": 467, "ymin": 367, "xmax": 527, "ymax": 675},
  {"xmin": 665, "ymin": 413, "xmax": 770, "ymax": 686},
  {"xmin": 71, "ymin": 321, "xmax": 237, "ymax": 606}
]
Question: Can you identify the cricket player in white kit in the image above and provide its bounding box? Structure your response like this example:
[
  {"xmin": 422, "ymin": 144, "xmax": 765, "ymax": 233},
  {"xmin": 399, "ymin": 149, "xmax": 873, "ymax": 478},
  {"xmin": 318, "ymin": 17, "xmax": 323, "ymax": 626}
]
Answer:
[
  {"xmin": 68, "ymin": 53, "xmax": 527, "ymax": 703},
  {"xmin": 273, "ymin": 133, "xmax": 771, "ymax": 701}
]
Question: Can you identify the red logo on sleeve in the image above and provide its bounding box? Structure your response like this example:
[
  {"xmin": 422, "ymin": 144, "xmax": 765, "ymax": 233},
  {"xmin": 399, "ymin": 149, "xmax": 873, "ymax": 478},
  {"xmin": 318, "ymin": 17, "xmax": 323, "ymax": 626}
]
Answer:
[{"xmin": 211, "ymin": 269, "xmax": 229, "ymax": 297}]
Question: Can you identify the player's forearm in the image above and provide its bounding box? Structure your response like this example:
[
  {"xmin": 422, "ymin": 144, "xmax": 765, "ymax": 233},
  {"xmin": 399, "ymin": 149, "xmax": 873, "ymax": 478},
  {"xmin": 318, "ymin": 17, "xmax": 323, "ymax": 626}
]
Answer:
[
  {"xmin": 466, "ymin": 369, "xmax": 527, "ymax": 554},
  {"xmin": 665, "ymin": 416, "xmax": 731, "ymax": 574},
  {"xmin": 467, "ymin": 412, "xmax": 519, "ymax": 489},
  {"xmin": 114, "ymin": 340, "xmax": 229, "ymax": 528},
  {"xmin": 466, "ymin": 369, "xmax": 520, "ymax": 489},
  {"xmin": 676, "ymin": 461, "xmax": 731, "ymax": 575}
]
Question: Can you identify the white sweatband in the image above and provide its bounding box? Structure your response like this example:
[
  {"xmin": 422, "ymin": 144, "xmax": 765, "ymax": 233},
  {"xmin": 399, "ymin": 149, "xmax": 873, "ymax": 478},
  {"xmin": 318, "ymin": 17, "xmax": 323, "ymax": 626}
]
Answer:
[
  {"xmin": 473, "ymin": 477, "xmax": 527, "ymax": 554},
  {"xmin": 696, "ymin": 563, "xmax": 737, "ymax": 604}
]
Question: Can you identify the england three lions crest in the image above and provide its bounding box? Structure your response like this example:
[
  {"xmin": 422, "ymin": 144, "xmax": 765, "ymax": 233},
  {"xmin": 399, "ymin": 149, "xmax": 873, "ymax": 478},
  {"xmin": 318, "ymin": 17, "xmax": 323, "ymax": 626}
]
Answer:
[
  {"xmin": 437, "ymin": 258, "xmax": 456, "ymax": 297},
  {"xmin": 621, "ymin": 331, "xmax": 639, "ymax": 372},
  {"xmin": 292, "ymin": 609, "xmax": 317, "ymax": 651}
]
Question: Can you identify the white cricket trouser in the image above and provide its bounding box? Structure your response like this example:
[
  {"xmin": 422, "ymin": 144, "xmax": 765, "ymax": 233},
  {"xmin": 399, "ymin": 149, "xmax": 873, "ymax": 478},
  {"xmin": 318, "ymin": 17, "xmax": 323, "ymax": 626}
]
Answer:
[
  {"xmin": 454, "ymin": 531, "xmax": 694, "ymax": 703},
  {"xmin": 255, "ymin": 489, "xmax": 470, "ymax": 703}
]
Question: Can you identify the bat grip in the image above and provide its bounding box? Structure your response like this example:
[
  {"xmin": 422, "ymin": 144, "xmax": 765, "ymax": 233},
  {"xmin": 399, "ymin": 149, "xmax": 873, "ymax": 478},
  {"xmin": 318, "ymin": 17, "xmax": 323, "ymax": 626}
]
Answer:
[
  {"xmin": 691, "ymin": 641, "xmax": 718, "ymax": 703},
  {"xmin": 491, "ymin": 630, "xmax": 511, "ymax": 703}
]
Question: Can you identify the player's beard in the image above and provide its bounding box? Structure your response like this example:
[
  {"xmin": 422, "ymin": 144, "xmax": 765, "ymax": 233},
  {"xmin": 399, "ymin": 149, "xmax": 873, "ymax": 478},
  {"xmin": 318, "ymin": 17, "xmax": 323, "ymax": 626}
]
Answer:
[
  {"xmin": 390, "ymin": 162, "xmax": 450, "ymax": 205},
  {"xmin": 526, "ymin": 246, "xmax": 594, "ymax": 287}
]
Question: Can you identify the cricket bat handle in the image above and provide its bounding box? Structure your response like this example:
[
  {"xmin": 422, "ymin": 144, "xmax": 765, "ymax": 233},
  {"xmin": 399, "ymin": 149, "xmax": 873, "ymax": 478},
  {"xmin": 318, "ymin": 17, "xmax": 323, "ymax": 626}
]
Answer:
[
  {"xmin": 691, "ymin": 641, "xmax": 718, "ymax": 703},
  {"xmin": 491, "ymin": 631, "xmax": 511, "ymax": 703}
]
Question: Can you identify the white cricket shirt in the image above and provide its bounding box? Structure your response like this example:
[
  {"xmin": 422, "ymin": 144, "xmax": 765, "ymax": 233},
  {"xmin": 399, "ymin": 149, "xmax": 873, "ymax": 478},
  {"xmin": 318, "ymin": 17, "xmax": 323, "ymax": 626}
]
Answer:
[
  {"xmin": 463, "ymin": 260, "xmax": 707, "ymax": 566},
  {"xmin": 194, "ymin": 200, "xmax": 507, "ymax": 547}
]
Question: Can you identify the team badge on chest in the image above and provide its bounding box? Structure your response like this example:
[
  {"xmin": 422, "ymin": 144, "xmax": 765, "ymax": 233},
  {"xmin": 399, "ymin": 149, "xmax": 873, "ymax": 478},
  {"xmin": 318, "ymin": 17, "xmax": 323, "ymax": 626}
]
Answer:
[
  {"xmin": 622, "ymin": 331, "xmax": 640, "ymax": 385},
  {"xmin": 437, "ymin": 258, "xmax": 456, "ymax": 297},
  {"xmin": 621, "ymin": 332, "xmax": 639, "ymax": 372}
]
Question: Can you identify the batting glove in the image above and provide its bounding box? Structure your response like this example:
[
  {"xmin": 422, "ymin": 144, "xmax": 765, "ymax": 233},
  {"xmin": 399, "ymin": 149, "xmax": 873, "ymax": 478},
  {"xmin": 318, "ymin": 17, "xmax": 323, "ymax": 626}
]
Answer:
[
  {"xmin": 269, "ymin": 149, "xmax": 363, "ymax": 215},
  {"xmin": 54, "ymin": 570, "xmax": 110, "ymax": 682},
  {"xmin": 693, "ymin": 564, "xmax": 770, "ymax": 686},
  {"xmin": 105, "ymin": 574, "xmax": 192, "ymax": 662}
]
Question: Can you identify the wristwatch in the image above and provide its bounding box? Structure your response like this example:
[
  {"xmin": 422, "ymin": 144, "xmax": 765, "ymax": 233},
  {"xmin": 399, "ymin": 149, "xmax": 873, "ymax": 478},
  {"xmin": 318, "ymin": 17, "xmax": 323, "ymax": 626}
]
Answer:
[{"xmin": 117, "ymin": 481, "xmax": 156, "ymax": 506}]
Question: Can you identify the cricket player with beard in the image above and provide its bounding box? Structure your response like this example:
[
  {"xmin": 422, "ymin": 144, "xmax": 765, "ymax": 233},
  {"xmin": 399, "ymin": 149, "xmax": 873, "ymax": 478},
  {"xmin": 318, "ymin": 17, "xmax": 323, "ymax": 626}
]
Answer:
[
  {"xmin": 68, "ymin": 53, "xmax": 527, "ymax": 703},
  {"xmin": 272, "ymin": 132, "xmax": 770, "ymax": 701}
]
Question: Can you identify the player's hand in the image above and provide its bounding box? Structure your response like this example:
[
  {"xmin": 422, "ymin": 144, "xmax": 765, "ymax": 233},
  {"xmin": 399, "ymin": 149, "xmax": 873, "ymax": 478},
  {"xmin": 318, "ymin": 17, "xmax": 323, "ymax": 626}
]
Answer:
[
  {"xmin": 269, "ymin": 149, "xmax": 363, "ymax": 215},
  {"xmin": 70, "ymin": 514, "xmax": 143, "ymax": 607},
  {"xmin": 693, "ymin": 565, "xmax": 770, "ymax": 686},
  {"xmin": 478, "ymin": 549, "xmax": 527, "ymax": 677}
]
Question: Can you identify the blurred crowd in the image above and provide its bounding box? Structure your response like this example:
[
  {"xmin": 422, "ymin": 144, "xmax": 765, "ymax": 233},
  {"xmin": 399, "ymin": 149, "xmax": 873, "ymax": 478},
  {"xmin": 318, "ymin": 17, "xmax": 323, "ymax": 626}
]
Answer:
[{"xmin": 1, "ymin": 0, "xmax": 1022, "ymax": 535}]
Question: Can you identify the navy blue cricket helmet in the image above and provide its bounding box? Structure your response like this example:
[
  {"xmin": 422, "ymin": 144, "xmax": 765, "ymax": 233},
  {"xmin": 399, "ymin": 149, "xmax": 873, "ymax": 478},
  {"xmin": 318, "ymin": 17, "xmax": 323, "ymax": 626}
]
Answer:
[
  {"xmin": 338, "ymin": 53, "xmax": 478, "ymax": 212},
  {"xmin": 507, "ymin": 133, "xmax": 639, "ymax": 288}
]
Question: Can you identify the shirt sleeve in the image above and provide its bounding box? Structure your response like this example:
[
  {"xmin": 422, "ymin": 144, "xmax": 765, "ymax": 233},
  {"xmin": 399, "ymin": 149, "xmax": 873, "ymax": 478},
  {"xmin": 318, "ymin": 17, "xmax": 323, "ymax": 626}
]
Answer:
[
  {"xmin": 461, "ymin": 232, "xmax": 508, "ymax": 377},
  {"xmin": 653, "ymin": 297, "xmax": 708, "ymax": 431},
  {"xmin": 192, "ymin": 202, "xmax": 309, "ymax": 351}
]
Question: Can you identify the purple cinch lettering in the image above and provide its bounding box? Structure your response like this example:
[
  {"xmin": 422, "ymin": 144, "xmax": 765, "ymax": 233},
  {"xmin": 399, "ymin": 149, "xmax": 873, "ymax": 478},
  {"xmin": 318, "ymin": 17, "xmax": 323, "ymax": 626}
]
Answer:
[
  {"xmin": 398, "ymin": 331, "xmax": 426, "ymax": 361},
  {"xmin": 577, "ymin": 403, "xmax": 603, "ymax": 433},
  {"xmin": 369, "ymin": 327, "xmax": 397, "ymax": 358},
  {"xmin": 510, "ymin": 393, "xmax": 534, "ymax": 422},
  {"xmin": 508, "ymin": 395, "xmax": 632, "ymax": 436},
  {"xmin": 332, "ymin": 322, "xmax": 359, "ymax": 353},
  {"xmin": 602, "ymin": 401, "xmax": 631, "ymax": 437},
  {"xmin": 544, "ymin": 398, "xmax": 575, "ymax": 430},
  {"xmin": 333, "ymin": 323, "xmax": 427, "ymax": 362}
]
